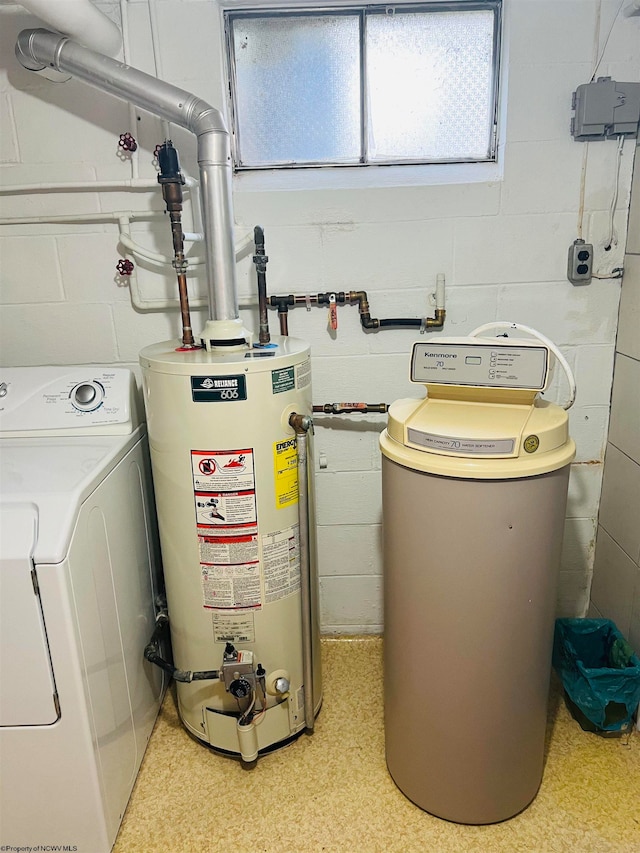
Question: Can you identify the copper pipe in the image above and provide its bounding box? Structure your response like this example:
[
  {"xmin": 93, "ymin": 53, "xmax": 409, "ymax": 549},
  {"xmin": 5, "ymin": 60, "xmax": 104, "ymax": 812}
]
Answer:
[
  {"xmin": 176, "ymin": 269, "xmax": 194, "ymax": 347},
  {"xmin": 158, "ymin": 147, "xmax": 195, "ymax": 348},
  {"xmin": 312, "ymin": 402, "xmax": 388, "ymax": 414}
]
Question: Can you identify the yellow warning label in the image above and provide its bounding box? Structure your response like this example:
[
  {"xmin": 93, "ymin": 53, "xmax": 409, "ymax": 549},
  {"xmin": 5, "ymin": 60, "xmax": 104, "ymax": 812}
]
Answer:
[{"xmin": 274, "ymin": 437, "xmax": 298, "ymax": 509}]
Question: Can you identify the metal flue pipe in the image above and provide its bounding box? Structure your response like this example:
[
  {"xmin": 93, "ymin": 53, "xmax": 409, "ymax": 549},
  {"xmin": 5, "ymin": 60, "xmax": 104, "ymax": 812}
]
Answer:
[
  {"xmin": 15, "ymin": 29, "xmax": 240, "ymax": 336},
  {"xmin": 16, "ymin": 0, "xmax": 122, "ymax": 56}
]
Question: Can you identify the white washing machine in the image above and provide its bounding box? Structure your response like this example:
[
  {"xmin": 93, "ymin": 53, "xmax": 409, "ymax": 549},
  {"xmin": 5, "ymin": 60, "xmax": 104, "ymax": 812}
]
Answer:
[{"xmin": 0, "ymin": 366, "xmax": 165, "ymax": 853}]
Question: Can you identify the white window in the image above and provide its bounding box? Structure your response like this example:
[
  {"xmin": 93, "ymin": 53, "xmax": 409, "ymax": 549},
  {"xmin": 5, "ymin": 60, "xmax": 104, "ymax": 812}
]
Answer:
[{"xmin": 224, "ymin": 2, "xmax": 502, "ymax": 171}]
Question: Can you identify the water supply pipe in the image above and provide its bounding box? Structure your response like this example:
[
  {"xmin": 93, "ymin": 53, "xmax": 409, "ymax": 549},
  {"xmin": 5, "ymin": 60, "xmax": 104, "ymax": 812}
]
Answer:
[
  {"xmin": 253, "ymin": 226, "xmax": 271, "ymax": 346},
  {"xmin": 15, "ymin": 28, "xmax": 243, "ymax": 347},
  {"xmin": 313, "ymin": 403, "xmax": 389, "ymax": 414},
  {"xmin": 289, "ymin": 413, "xmax": 316, "ymax": 733},
  {"xmin": 268, "ymin": 285, "xmax": 446, "ymax": 334},
  {"xmin": 157, "ymin": 141, "xmax": 195, "ymax": 348}
]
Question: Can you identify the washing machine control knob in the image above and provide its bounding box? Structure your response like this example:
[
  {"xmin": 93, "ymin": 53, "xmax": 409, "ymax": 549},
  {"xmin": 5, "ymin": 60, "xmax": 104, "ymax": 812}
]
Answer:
[{"xmin": 71, "ymin": 382, "xmax": 104, "ymax": 412}]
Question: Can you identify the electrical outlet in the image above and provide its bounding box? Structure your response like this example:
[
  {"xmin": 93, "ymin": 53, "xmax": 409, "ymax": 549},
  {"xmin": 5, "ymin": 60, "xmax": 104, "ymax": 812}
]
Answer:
[{"xmin": 567, "ymin": 239, "xmax": 593, "ymax": 284}]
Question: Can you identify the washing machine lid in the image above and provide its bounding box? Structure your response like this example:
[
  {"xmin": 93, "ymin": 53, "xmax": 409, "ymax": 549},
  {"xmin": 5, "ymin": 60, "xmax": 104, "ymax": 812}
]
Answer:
[{"xmin": 0, "ymin": 429, "xmax": 142, "ymax": 563}]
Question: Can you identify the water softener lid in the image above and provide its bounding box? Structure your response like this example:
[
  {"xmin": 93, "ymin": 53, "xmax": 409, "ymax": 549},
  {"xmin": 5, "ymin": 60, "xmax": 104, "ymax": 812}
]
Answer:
[{"xmin": 380, "ymin": 396, "xmax": 575, "ymax": 479}]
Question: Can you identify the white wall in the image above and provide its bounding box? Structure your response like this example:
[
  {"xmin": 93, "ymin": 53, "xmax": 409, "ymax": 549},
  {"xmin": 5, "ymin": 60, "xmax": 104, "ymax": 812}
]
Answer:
[
  {"xmin": 1, "ymin": 0, "xmax": 639, "ymax": 633},
  {"xmin": 589, "ymin": 143, "xmax": 640, "ymax": 650}
]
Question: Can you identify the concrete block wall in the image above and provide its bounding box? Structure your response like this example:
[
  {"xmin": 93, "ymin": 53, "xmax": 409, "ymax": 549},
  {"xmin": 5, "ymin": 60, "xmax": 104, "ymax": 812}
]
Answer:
[
  {"xmin": 1, "ymin": 0, "xmax": 639, "ymax": 633},
  {"xmin": 589, "ymin": 143, "xmax": 640, "ymax": 652}
]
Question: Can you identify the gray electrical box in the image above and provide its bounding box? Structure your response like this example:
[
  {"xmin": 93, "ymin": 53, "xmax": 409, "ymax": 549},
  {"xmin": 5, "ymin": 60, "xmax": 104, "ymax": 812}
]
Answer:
[
  {"xmin": 567, "ymin": 239, "xmax": 593, "ymax": 285},
  {"xmin": 571, "ymin": 77, "xmax": 640, "ymax": 141}
]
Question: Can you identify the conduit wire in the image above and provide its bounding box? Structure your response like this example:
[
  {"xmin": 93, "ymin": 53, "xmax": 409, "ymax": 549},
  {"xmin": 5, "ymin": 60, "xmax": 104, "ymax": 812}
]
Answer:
[
  {"xmin": 576, "ymin": 0, "xmax": 625, "ymax": 239},
  {"xmin": 590, "ymin": 0, "xmax": 627, "ymax": 82},
  {"xmin": 604, "ymin": 135, "xmax": 625, "ymax": 251}
]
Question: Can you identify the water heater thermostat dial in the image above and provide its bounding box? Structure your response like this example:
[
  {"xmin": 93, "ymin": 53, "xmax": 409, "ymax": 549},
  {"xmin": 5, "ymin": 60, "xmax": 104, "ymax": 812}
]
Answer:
[{"xmin": 70, "ymin": 381, "xmax": 104, "ymax": 411}]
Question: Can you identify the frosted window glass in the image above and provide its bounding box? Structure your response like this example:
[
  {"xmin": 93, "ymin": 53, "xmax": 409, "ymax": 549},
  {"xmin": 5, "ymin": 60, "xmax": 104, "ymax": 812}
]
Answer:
[
  {"xmin": 366, "ymin": 11, "xmax": 496, "ymax": 161},
  {"xmin": 232, "ymin": 16, "xmax": 361, "ymax": 166}
]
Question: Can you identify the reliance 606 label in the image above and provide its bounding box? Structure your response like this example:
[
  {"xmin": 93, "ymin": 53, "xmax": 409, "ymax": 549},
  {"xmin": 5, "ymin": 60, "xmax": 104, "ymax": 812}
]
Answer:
[{"xmin": 191, "ymin": 375, "xmax": 247, "ymax": 402}]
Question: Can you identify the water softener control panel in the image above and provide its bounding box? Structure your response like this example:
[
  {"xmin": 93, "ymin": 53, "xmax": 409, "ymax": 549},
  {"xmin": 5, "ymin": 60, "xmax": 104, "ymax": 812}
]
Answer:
[
  {"xmin": 382, "ymin": 335, "xmax": 573, "ymax": 469},
  {"xmin": 410, "ymin": 339, "xmax": 550, "ymax": 392}
]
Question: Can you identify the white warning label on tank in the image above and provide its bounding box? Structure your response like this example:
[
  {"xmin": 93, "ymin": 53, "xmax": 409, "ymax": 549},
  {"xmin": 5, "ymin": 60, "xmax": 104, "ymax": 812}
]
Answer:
[
  {"xmin": 212, "ymin": 613, "xmax": 256, "ymax": 644},
  {"xmin": 195, "ymin": 490, "xmax": 257, "ymax": 528},
  {"xmin": 201, "ymin": 562, "xmax": 262, "ymax": 610},
  {"xmin": 295, "ymin": 359, "xmax": 311, "ymax": 389},
  {"xmin": 192, "ymin": 449, "xmax": 255, "ymax": 492},
  {"xmin": 199, "ymin": 533, "xmax": 259, "ymax": 564},
  {"xmin": 192, "ymin": 448, "xmax": 257, "ymax": 531},
  {"xmin": 262, "ymin": 525, "xmax": 300, "ymax": 603}
]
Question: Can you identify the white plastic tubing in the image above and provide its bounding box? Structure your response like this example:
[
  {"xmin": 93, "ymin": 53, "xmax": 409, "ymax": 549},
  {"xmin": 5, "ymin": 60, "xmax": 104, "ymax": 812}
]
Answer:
[
  {"xmin": 469, "ymin": 322, "xmax": 577, "ymax": 410},
  {"xmin": 17, "ymin": 0, "xmax": 121, "ymax": 56}
]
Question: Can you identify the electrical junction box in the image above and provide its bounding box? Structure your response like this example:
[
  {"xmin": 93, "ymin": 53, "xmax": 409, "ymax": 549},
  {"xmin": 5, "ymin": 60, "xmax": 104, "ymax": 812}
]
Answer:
[
  {"xmin": 567, "ymin": 239, "xmax": 593, "ymax": 285},
  {"xmin": 571, "ymin": 77, "xmax": 640, "ymax": 140}
]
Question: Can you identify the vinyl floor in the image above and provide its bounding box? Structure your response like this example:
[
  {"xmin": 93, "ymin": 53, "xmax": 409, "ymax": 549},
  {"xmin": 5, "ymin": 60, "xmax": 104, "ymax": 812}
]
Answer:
[{"xmin": 113, "ymin": 637, "xmax": 640, "ymax": 853}]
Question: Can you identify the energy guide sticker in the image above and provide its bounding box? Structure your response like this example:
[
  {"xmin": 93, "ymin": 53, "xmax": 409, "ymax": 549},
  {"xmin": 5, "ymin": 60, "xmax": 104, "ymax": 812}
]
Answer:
[{"xmin": 274, "ymin": 437, "xmax": 298, "ymax": 508}]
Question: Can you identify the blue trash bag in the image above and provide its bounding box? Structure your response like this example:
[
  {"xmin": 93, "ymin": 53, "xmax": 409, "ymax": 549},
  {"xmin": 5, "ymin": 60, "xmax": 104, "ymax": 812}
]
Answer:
[{"xmin": 552, "ymin": 618, "xmax": 640, "ymax": 732}]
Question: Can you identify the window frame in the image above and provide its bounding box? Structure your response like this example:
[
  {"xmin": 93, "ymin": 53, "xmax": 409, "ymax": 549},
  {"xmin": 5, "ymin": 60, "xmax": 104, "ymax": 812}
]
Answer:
[{"xmin": 223, "ymin": 1, "xmax": 503, "ymax": 172}]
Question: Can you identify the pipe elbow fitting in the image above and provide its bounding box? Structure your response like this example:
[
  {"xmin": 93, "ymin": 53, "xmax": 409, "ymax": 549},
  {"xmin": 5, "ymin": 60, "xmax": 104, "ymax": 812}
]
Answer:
[
  {"xmin": 361, "ymin": 315, "xmax": 379, "ymax": 329},
  {"xmin": 289, "ymin": 412, "xmax": 313, "ymax": 433},
  {"xmin": 189, "ymin": 100, "xmax": 229, "ymax": 136},
  {"xmin": 425, "ymin": 308, "xmax": 446, "ymax": 329},
  {"xmin": 16, "ymin": 28, "xmax": 66, "ymax": 71}
]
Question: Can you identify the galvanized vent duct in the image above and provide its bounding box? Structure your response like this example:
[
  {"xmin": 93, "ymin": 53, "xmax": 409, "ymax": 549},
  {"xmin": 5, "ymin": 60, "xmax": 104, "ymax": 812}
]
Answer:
[
  {"xmin": 16, "ymin": 0, "xmax": 122, "ymax": 56},
  {"xmin": 15, "ymin": 29, "xmax": 241, "ymax": 345}
]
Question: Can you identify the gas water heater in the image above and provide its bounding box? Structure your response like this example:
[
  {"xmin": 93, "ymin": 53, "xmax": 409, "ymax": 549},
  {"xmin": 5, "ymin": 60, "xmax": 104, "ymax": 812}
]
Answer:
[
  {"xmin": 14, "ymin": 27, "xmax": 322, "ymax": 761},
  {"xmin": 380, "ymin": 325, "xmax": 576, "ymax": 824},
  {"xmin": 140, "ymin": 338, "xmax": 322, "ymax": 758}
]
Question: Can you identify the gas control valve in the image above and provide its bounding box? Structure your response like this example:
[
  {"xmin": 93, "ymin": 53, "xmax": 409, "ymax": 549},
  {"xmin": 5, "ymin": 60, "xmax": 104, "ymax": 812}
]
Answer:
[{"xmin": 221, "ymin": 643, "xmax": 256, "ymax": 698}]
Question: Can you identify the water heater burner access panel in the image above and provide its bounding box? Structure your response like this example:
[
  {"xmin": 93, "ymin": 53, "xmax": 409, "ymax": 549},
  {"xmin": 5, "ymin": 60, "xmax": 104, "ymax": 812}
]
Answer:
[{"xmin": 411, "ymin": 341, "xmax": 549, "ymax": 390}]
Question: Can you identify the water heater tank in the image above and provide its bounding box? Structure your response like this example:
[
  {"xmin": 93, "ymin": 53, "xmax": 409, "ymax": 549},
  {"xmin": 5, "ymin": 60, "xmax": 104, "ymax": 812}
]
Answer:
[
  {"xmin": 380, "ymin": 333, "xmax": 576, "ymax": 824},
  {"xmin": 140, "ymin": 336, "xmax": 322, "ymax": 757}
]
